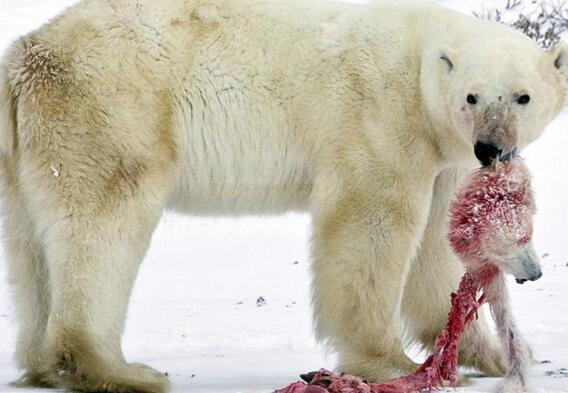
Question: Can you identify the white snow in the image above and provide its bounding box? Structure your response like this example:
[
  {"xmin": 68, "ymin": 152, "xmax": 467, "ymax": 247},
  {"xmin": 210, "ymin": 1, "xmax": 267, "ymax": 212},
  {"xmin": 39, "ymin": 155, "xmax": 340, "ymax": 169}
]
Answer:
[{"xmin": 0, "ymin": 1, "xmax": 567, "ymax": 393}]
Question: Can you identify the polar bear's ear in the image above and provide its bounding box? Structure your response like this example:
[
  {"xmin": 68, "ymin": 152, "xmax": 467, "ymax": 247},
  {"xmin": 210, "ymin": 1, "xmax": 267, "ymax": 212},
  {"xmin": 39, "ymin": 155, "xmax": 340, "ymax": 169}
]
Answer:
[
  {"xmin": 551, "ymin": 41, "xmax": 568, "ymax": 79},
  {"xmin": 439, "ymin": 46, "xmax": 458, "ymax": 73}
]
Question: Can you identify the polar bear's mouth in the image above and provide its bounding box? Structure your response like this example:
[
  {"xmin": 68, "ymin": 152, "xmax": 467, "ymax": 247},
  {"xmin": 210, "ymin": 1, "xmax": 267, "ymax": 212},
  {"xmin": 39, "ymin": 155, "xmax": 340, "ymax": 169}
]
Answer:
[
  {"xmin": 474, "ymin": 141, "xmax": 517, "ymax": 167},
  {"xmin": 474, "ymin": 141, "xmax": 502, "ymax": 166}
]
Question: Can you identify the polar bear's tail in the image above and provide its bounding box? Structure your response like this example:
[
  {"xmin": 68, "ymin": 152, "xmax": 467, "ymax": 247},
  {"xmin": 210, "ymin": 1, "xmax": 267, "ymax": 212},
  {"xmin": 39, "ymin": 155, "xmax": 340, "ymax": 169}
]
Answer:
[{"xmin": 0, "ymin": 51, "xmax": 17, "ymax": 158}]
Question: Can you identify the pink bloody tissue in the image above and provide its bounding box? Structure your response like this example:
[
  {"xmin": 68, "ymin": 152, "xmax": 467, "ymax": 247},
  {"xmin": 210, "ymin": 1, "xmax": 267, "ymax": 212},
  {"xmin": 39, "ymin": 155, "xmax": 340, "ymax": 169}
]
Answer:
[{"xmin": 275, "ymin": 159, "xmax": 535, "ymax": 393}]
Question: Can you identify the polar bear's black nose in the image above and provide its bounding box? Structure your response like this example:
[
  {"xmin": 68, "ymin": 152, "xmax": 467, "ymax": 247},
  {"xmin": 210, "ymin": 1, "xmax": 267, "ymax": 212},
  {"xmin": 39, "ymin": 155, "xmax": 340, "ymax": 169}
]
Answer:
[{"xmin": 474, "ymin": 141, "xmax": 502, "ymax": 167}]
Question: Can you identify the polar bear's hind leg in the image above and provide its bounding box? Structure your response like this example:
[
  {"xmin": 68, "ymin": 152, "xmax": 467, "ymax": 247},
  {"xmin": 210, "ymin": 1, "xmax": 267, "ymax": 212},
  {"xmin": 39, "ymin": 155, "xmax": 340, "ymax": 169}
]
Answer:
[
  {"xmin": 0, "ymin": 165, "xmax": 53, "ymax": 388},
  {"xmin": 3, "ymin": 36, "xmax": 176, "ymax": 393},
  {"xmin": 0, "ymin": 42, "xmax": 53, "ymax": 388}
]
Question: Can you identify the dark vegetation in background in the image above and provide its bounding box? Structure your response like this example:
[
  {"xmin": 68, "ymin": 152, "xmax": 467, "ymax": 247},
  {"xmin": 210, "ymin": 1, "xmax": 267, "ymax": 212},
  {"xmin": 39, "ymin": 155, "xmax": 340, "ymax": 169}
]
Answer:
[{"xmin": 474, "ymin": 0, "xmax": 568, "ymax": 48}]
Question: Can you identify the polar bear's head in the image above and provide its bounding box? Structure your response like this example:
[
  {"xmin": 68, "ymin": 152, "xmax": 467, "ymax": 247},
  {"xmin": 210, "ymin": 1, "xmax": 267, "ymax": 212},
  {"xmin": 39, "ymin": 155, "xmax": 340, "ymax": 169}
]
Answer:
[{"xmin": 424, "ymin": 34, "xmax": 568, "ymax": 166}]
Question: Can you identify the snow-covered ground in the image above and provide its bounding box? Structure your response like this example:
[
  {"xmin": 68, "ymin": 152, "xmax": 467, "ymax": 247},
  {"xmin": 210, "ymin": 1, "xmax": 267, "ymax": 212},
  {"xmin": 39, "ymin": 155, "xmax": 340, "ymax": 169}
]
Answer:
[{"xmin": 0, "ymin": 1, "xmax": 567, "ymax": 392}]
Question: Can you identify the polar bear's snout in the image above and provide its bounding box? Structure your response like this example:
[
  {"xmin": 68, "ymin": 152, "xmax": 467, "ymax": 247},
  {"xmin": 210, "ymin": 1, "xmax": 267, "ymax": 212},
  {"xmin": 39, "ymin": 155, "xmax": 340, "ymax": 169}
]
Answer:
[{"xmin": 473, "ymin": 103, "xmax": 518, "ymax": 167}]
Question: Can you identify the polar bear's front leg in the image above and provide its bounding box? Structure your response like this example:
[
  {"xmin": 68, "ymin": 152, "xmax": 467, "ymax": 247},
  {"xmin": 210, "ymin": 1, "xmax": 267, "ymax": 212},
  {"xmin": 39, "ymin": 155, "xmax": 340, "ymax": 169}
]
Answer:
[
  {"xmin": 310, "ymin": 172, "xmax": 433, "ymax": 382},
  {"xmin": 402, "ymin": 167, "xmax": 505, "ymax": 377}
]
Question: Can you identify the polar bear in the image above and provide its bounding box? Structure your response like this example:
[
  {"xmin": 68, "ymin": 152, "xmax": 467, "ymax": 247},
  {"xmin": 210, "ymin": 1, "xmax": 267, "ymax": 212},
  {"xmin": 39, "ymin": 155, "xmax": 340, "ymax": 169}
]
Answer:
[{"xmin": 0, "ymin": 0, "xmax": 566, "ymax": 392}]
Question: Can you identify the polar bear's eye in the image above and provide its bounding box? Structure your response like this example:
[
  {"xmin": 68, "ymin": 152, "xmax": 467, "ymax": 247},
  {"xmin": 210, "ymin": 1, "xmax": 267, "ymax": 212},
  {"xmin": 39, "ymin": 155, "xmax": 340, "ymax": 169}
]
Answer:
[
  {"xmin": 466, "ymin": 94, "xmax": 478, "ymax": 105},
  {"xmin": 517, "ymin": 95, "xmax": 531, "ymax": 105}
]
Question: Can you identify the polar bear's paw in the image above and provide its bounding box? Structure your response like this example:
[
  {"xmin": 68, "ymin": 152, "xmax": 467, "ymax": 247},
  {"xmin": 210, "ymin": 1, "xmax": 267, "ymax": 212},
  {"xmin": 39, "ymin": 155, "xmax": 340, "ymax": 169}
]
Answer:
[
  {"xmin": 463, "ymin": 348, "xmax": 506, "ymax": 378},
  {"xmin": 42, "ymin": 350, "xmax": 170, "ymax": 393},
  {"xmin": 11, "ymin": 371, "xmax": 55, "ymax": 389},
  {"xmin": 338, "ymin": 352, "xmax": 419, "ymax": 383},
  {"xmin": 459, "ymin": 335, "xmax": 506, "ymax": 377}
]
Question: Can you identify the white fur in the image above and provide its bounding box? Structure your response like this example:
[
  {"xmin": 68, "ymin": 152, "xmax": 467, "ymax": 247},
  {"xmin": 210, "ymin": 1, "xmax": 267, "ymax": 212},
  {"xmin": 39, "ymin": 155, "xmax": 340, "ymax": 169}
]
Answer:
[{"xmin": 0, "ymin": 0, "xmax": 566, "ymax": 391}]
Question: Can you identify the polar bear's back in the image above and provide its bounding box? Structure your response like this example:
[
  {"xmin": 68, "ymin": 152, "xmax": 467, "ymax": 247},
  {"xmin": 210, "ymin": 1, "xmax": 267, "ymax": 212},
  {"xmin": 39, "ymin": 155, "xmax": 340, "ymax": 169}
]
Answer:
[
  {"xmin": 1, "ymin": 0, "xmax": 537, "ymax": 215},
  {"xmin": 3, "ymin": 0, "xmax": 347, "ymax": 214}
]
